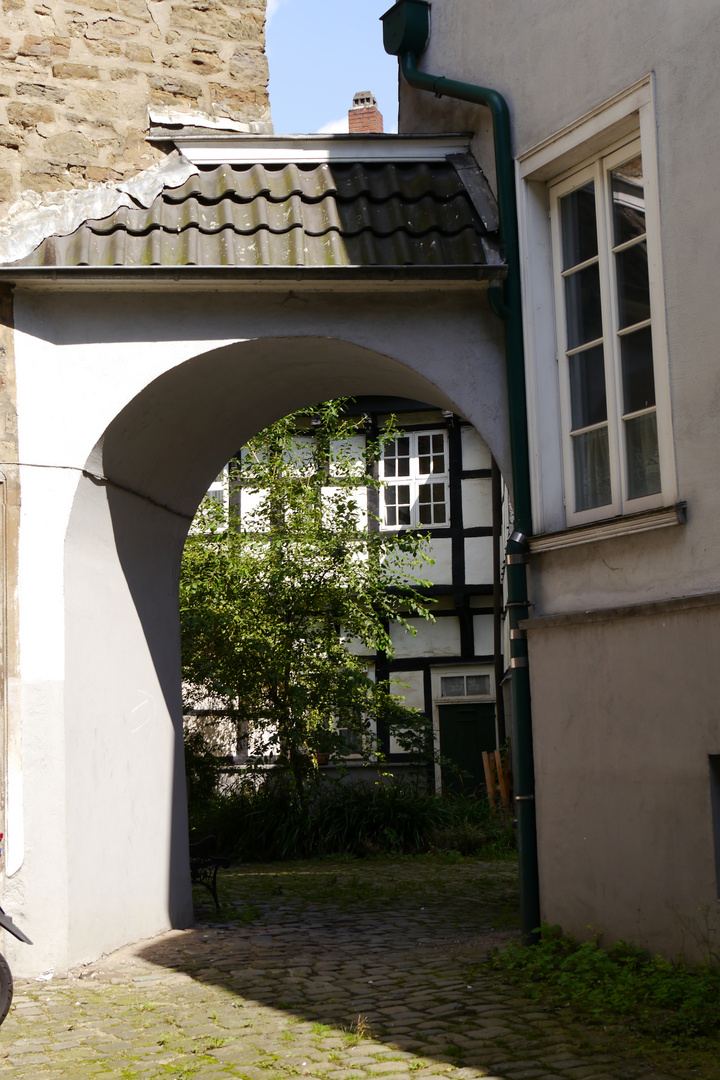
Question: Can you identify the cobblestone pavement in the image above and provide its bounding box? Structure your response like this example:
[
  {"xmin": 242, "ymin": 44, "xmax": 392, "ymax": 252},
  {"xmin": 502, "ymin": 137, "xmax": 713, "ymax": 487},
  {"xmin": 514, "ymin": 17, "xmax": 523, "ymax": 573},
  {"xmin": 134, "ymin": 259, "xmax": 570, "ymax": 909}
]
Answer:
[{"xmin": 0, "ymin": 860, "xmax": 682, "ymax": 1079}]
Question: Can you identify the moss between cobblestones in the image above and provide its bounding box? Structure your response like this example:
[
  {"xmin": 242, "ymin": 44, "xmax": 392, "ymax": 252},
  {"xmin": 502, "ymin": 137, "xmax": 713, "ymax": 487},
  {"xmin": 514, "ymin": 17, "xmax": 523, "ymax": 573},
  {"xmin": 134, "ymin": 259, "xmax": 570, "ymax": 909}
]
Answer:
[{"xmin": 0, "ymin": 859, "xmax": 694, "ymax": 1080}]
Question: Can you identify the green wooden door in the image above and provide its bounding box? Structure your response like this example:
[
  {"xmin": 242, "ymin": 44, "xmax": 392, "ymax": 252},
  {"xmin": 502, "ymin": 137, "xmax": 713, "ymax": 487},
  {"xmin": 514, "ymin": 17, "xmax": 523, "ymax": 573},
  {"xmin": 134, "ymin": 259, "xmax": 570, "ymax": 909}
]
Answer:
[{"xmin": 438, "ymin": 702, "xmax": 497, "ymax": 794}]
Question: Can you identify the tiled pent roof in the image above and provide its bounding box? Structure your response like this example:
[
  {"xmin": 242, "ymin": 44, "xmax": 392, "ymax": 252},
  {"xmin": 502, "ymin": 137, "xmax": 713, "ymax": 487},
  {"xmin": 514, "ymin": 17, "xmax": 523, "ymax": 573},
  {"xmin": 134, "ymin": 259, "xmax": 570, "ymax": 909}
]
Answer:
[{"xmin": 12, "ymin": 155, "xmax": 504, "ymax": 271}]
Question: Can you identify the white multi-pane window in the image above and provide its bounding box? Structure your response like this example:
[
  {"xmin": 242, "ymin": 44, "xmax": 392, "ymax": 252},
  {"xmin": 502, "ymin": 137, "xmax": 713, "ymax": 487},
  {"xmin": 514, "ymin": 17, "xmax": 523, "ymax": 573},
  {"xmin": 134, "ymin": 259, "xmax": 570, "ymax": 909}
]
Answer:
[
  {"xmin": 550, "ymin": 138, "xmax": 671, "ymax": 524},
  {"xmin": 206, "ymin": 466, "xmax": 229, "ymax": 509},
  {"xmin": 380, "ymin": 430, "xmax": 449, "ymax": 528}
]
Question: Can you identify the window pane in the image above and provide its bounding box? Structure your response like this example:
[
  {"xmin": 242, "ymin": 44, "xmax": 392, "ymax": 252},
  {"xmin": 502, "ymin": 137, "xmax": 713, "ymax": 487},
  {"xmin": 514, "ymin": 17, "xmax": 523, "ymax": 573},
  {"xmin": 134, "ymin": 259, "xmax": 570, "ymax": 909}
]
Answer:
[
  {"xmin": 467, "ymin": 675, "xmax": 490, "ymax": 696},
  {"xmin": 561, "ymin": 182, "xmax": 598, "ymax": 269},
  {"xmin": 621, "ymin": 325, "xmax": 656, "ymax": 414},
  {"xmin": 441, "ymin": 676, "xmax": 465, "ymax": 697},
  {"xmin": 569, "ymin": 344, "xmax": 607, "ymax": 430},
  {"xmin": 397, "ymin": 484, "xmax": 411, "ymax": 525},
  {"xmin": 432, "ymin": 434, "xmax": 444, "ymax": 454},
  {"xmin": 616, "ymin": 240, "xmax": 650, "ymax": 328},
  {"xmin": 565, "ymin": 262, "xmax": 603, "ymax": 349},
  {"xmin": 626, "ymin": 412, "xmax": 661, "ymax": 500},
  {"xmin": 432, "ymin": 453, "xmax": 445, "ymax": 473},
  {"xmin": 573, "ymin": 426, "xmax": 612, "ymax": 511},
  {"xmin": 612, "ymin": 155, "xmax": 646, "ymax": 247}
]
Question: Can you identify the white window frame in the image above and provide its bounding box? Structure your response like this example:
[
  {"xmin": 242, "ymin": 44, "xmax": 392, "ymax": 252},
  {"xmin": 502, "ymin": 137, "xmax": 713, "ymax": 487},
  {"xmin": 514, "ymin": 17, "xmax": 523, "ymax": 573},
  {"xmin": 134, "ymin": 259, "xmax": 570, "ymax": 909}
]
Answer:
[
  {"xmin": 379, "ymin": 429, "xmax": 450, "ymax": 530},
  {"xmin": 517, "ymin": 76, "xmax": 677, "ymax": 539}
]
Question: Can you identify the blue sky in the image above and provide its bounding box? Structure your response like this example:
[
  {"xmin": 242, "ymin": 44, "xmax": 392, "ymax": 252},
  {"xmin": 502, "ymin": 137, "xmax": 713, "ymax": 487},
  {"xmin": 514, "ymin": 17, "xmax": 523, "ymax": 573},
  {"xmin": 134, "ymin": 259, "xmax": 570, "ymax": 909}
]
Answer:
[{"xmin": 265, "ymin": 1, "xmax": 400, "ymax": 134}]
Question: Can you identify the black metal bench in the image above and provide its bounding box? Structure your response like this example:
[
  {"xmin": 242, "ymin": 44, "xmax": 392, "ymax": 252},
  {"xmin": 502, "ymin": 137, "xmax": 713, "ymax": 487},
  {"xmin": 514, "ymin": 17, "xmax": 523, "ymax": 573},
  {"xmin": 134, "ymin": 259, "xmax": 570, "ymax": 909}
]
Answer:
[{"xmin": 189, "ymin": 835, "xmax": 230, "ymax": 911}]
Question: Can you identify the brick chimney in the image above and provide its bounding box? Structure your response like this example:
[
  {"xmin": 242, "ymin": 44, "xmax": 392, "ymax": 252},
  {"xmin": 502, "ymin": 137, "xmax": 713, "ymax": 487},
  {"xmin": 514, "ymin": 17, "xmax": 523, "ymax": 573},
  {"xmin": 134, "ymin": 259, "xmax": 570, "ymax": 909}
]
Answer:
[{"xmin": 348, "ymin": 91, "xmax": 384, "ymax": 134}]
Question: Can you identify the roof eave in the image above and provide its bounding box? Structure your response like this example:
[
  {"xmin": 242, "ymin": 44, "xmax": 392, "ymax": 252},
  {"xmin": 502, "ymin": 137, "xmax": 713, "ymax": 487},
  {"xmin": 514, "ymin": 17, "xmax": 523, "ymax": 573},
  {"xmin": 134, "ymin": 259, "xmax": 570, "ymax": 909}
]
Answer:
[{"xmin": 0, "ymin": 264, "xmax": 507, "ymax": 291}]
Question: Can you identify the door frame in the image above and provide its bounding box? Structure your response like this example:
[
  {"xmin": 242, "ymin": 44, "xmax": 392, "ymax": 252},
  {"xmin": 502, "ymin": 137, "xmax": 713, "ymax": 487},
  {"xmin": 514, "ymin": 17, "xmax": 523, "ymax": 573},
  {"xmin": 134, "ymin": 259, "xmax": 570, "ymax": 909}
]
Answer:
[{"xmin": 430, "ymin": 663, "xmax": 497, "ymax": 793}]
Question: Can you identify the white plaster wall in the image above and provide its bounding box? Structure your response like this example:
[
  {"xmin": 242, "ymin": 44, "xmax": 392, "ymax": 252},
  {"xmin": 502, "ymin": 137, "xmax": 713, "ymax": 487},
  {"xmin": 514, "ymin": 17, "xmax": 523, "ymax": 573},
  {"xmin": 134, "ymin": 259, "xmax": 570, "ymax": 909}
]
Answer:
[
  {"xmin": 421, "ymin": 538, "xmax": 452, "ymax": 585},
  {"xmin": 461, "ymin": 478, "xmax": 492, "ymax": 530},
  {"xmin": 5, "ymin": 285, "xmax": 509, "ymax": 973},
  {"xmin": 390, "ymin": 617, "xmax": 461, "ymax": 660},
  {"xmin": 464, "ymin": 536, "xmax": 494, "ymax": 584},
  {"xmin": 473, "ymin": 614, "xmax": 494, "ymax": 656},
  {"xmin": 460, "ymin": 426, "xmax": 492, "ymax": 471}
]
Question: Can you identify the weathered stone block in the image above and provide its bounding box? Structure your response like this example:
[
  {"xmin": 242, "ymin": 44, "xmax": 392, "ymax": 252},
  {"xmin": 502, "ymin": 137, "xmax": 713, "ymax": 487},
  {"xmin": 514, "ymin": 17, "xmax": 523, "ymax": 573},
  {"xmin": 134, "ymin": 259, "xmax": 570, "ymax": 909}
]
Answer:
[
  {"xmin": 0, "ymin": 84, "xmax": 10, "ymax": 96},
  {"xmin": 84, "ymin": 38, "xmax": 122, "ymax": 56},
  {"xmin": 85, "ymin": 17, "xmax": 139, "ymax": 38},
  {"xmin": 43, "ymin": 130, "xmax": 95, "ymax": 165},
  {"xmin": 72, "ymin": 87, "xmax": 120, "ymax": 114},
  {"xmin": 84, "ymin": 0, "xmax": 119, "ymax": 10},
  {"xmin": 66, "ymin": 18, "xmax": 89, "ymax": 38},
  {"xmin": 211, "ymin": 82, "xmax": 266, "ymax": 121},
  {"xmin": 165, "ymin": 47, "xmax": 223, "ymax": 76},
  {"xmin": 124, "ymin": 42, "xmax": 153, "ymax": 63},
  {"xmin": 6, "ymin": 101, "xmax": 54, "ymax": 125},
  {"xmin": 18, "ymin": 36, "xmax": 71, "ymax": 57},
  {"xmin": 229, "ymin": 43, "xmax": 268, "ymax": 83},
  {"xmin": 0, "ymin": 170, "xmax": 11, "ymax": 203},
  {"xmin": 20, "ymin": 167, "xmax": 74, "ymax": 193},
  {"xmin": 0, "ymin": 126, "xmax": 24, "ymax": 148},
  {"xmin": 17, "ymin": 81, "xmax": 66, "ymax": 102},
  {"xmin": 85, "ymin": 164, "xmax": 125, "ymax": 182},
  {"xmin": 52, "ymin": 62, "xmax": 100, "ymax": 79},
  {"xmin": 110, "ymin": 66, "xmax": 139, "ymax": 79},
  {"xmin": 149, "ymin": 73, "xmax": 201, "ymax": 99},
  {"xmin": 0, "ymin": 40, "xmax": 15, "ymax": 58},
  {"xmin": 224, "ymin": 11, "xmax": 264, "ymax": 40},
  {"xmin": 117, "ymin": 0, "xmax": 150, "ymax": 19},
  {"xmin": 2, "ymin": 0, "xmax": 24, "ymax": 11}
]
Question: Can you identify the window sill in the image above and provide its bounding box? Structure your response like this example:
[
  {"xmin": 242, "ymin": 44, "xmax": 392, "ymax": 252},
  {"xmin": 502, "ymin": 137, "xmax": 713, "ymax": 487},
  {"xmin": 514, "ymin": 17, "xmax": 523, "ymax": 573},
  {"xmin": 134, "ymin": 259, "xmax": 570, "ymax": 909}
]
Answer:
[{"xmin": 529, "ymin": 501, "xmax": 686, "ymax": 554}]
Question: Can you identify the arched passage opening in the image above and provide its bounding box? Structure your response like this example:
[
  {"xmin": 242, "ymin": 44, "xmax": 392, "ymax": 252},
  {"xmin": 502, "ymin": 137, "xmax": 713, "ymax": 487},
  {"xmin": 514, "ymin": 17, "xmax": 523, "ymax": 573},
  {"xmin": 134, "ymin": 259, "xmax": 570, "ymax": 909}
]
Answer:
[{"xmin": 52, "ymin": 331, "xmax": 509, "ymax": 972}]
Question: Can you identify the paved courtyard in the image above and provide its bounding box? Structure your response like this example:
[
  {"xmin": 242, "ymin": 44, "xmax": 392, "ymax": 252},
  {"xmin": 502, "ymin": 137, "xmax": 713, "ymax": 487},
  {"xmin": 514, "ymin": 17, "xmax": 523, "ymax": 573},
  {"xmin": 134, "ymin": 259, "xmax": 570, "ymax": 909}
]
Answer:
[{"xmin": 0, "ymin": 859, "xmax": 682, "ymax": 1079}]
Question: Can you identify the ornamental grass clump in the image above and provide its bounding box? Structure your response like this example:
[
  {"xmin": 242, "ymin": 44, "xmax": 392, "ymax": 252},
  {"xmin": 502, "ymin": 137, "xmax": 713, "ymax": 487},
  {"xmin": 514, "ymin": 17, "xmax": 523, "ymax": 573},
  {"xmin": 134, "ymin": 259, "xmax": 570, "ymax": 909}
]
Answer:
[{"xmin": 188, "ymin": 776, "xmax": 516, "ymax": 862}]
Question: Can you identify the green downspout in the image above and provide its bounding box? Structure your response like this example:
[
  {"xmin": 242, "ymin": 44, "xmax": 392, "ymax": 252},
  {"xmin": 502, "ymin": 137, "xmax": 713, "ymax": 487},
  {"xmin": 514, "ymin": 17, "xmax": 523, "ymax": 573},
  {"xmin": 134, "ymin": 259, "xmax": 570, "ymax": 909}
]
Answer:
[{"xmin": 381, "ymin": 0, "xmax": 540, "ymax": 942}]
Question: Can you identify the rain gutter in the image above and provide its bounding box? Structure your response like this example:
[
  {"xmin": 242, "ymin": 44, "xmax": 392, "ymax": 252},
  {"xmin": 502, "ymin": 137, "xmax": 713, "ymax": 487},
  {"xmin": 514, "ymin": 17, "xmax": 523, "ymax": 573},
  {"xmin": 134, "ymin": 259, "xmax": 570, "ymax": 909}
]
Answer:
[
  {"xmin": 0, "ymin": 265, "xmax": 504, "ymax": 288},
  {"xmin": 382, "ymin": 0, "xmax": 540, "ymax": 942}
]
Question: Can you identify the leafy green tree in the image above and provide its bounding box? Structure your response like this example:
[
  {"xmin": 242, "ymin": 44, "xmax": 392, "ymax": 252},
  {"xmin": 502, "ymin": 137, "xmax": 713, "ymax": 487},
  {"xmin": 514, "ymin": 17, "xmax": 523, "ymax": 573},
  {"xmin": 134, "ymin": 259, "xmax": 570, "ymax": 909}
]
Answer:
[{"xmin": 180, "ymin": 400, "xmax": 434, "ymax": 798}]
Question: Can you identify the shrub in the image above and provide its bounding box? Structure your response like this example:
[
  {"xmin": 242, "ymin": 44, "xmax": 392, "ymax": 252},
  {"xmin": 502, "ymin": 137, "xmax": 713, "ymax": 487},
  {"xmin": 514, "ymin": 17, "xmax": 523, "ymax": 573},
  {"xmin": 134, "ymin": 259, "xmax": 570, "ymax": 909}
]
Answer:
[{"xmin": 188, "ymin": 774, "xmax": 516, "ymax": 862}]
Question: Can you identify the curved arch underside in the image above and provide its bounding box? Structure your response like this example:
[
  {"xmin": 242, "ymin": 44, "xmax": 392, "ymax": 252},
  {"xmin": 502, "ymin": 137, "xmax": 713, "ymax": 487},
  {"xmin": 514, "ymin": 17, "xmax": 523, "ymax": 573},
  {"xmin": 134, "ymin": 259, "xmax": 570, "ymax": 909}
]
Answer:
[{"xmin": 97, "ymin": 333, "xmax": 509, "ymax": 521}]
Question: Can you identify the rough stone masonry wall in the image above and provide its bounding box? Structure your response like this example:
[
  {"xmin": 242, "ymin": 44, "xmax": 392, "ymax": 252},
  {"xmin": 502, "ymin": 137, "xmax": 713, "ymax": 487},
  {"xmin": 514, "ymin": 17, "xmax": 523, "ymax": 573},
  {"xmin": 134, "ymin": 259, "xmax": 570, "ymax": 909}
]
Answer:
[{"xmin": 0, "ymin": 0, "xmax": 271, "ymax": 215}]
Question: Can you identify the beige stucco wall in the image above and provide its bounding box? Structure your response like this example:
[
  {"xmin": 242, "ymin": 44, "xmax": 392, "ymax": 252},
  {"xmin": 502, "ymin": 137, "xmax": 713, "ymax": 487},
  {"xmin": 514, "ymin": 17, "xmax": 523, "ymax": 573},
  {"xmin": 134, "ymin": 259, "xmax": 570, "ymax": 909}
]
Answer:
[
  {"xmin": 399, "ymin": 0, "xmax": 720, "ymax": 615},
  {"xmin": 397, "ymin": 0, "xmax": 720, "ymax": 956},
  {"xmin": 0, "ymin": 0, "xmax": 270, "ymax": 211},
  {"xmin": 527, "ymin": 597, "xmax": 720, "ymax": 961}
]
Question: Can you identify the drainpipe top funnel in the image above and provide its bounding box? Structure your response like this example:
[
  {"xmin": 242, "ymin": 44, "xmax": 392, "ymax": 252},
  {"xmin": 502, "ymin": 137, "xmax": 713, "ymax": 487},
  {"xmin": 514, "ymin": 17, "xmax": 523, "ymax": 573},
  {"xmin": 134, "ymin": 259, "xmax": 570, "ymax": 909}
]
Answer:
[{"xmin": 381, "ymin": 0, "xmax": 430, "ymax": 57}]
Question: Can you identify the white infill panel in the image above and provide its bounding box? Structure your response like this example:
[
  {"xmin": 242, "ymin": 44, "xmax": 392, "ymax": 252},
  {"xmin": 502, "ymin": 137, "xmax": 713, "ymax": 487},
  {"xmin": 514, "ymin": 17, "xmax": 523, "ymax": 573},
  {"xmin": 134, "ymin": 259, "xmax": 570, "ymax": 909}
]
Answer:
[
  {"xmin": 420, "ymin": 538, "xmax": 452, "ymax": 585},
  {"xmin": 464, "ymin": 536, "xmax": 494, "ymax": 584},
  {"xmin": 461, "ymin": 426, "xmax": 492, "ymax": 470},
  {"xmin": 461, "ymin": 477, "xmax": 492, "ymax": 529},
  {"xmin": 389, "ymin": 670, "xmax": 425, "ymax": 754},
  {"xmin": 390, "ymin": 617, "xmax": 461, "ymax": 659},
  {"xmin": 473, "ymin": 614, "xmax": 494, "ymax": 655}
]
